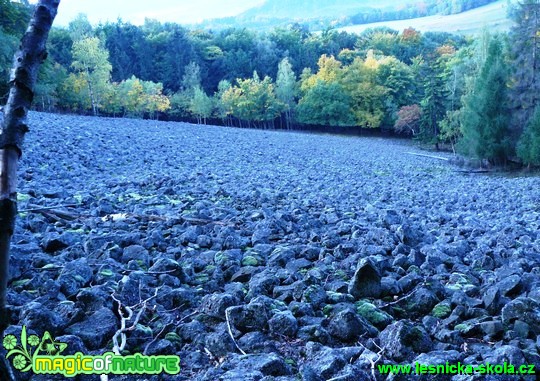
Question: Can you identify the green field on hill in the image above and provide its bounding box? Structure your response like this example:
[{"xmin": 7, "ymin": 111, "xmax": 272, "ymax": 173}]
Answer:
[{"xmin": 338, "ymin": 0, "xmax": 513, "ymax": 34}]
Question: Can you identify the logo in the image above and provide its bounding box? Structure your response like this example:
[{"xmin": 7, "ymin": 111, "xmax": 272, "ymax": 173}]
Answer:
[{"xmin": 3, "ymin": 326, "xmax": 180, "ymax": 377}]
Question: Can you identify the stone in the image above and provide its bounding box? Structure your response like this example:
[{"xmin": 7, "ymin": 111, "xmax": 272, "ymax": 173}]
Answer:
[
  {"xmin": 501, "ymin": 297, "xmax": 540, "ymax": 336},
  {"xmin": 57, "ymin": 258, "xmax": 93, "ymax": 297},
  {"xmin": 355, "ymin": 301, "xmax": 393, "ymax": 329},
  {"xmin": 201, "ymin": 293, "xmax": 239, "ymax": 319},
  {"xmin": 269, "ymin": 311, "xmax": 298, "ymax": 337},
  {"xmin": 379, "ymin": 321, "xmax": 433, "ymax": 362},
  {"xmin": 122, "ymin": 245, "xmax": 150, "ymax": 268},
  {"xmin": 65, "ymin": 307, "xmax": 118, "ymax": 350},
  {"xmin": 226, "ymin": 353, "xmax": 291, "ymax": 377},
  {"xmin": 20, "ymin": 302, "xmax": 67, "ymax": 336},
  {"xmin": 41, "ymin": 232, "xmax": 69, "ymax": 253},
  {"xmin": 327, "ymin": 309, "xmax": 376, "ymax": 342},
  {"xmin": 348, "ymin": 257, "xmax": 381, "ymax": 299}
]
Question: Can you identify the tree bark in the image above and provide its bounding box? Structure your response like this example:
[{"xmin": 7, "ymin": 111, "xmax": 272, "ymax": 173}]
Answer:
[{"xmin": 0, "ymin": 1, "xmax": 59, "ymax": 378}]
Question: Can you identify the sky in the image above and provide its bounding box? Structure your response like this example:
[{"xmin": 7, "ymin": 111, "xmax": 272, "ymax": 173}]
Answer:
[{"xmin": 30, "ymin": 0, "xmax": 263, "ymax": 27}]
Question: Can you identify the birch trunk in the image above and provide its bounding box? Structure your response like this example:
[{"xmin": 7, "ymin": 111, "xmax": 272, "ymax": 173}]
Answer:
[{"xmin": 0, "ymin": 1, "xmax": 59, "ymax": 379}]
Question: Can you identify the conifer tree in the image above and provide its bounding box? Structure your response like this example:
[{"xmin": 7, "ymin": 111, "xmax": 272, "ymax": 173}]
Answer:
[
  {"xmin": 459, "ymin": 38, "xmax": 511, "ymax": 164},
  {"xmin": 517, "ymin": 106, "xmax": 540, "ymax": 166},
  {"xmin": 508, "ymin": 0, "xmax": 540, "ymax": 136}
]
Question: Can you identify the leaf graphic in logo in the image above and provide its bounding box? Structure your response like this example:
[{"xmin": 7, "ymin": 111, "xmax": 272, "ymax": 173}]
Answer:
[
  {"xmin": 38, "ymin": 332, "xmax": 67, "ymax": 356},
  {"xmin": 2, "ymin": 335, "xmax": 17, "ymax": 351}
]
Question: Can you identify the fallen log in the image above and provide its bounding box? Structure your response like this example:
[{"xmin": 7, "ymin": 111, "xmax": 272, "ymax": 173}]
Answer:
[{"xmin": 405, "ymin": 151, "xmax": 450, "ymax": 161}]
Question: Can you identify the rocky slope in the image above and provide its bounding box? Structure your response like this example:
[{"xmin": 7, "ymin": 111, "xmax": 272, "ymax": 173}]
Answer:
[{"xmin": 5, "ymin": 112, "xmax": 540, "ymax": 380}]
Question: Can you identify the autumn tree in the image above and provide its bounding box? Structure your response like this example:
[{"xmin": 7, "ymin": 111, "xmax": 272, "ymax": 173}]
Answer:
[
  {"xmin": 71, "ymin": 36, "xmax": 112, "ymax": 115},
  {"xmin": 341, "ymin": 53, "xmax": 388, "ymax": 128},
  {"xmin": 143, "ymin": 80, "xmax": 170, "ymax": 120},
  {"xmin": 395, "ymin": 104, "xmax": 422, "ymax": 136}
]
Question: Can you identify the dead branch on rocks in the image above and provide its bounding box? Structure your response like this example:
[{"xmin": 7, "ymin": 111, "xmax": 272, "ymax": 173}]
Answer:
[
  {"xmin": 356, "ymin": 341, "xmax": 387, "ymax": 381},
  {"xmin": 225, "ymin": 306, "xmax": 247, "ymax": 356},
  {"xmin": 378, "ymin": 281, "xmax": 427, "ymax": 309},
  {"xmin": 110, "ymin": 287, "xmax": 159, "ymax": 355}
]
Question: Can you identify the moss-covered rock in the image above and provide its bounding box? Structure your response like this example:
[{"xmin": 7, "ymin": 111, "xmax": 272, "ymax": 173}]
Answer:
[
  {"xmin": 356, "ymin": 301, "xmax": 393, "ymax": 329},
  {"xmin": 242, "ymin": 255, "xmax": 259, "ymax": 266},
  {"xmin": 431, "ymin": 302, "xmax": 452, "ymax": 319}
]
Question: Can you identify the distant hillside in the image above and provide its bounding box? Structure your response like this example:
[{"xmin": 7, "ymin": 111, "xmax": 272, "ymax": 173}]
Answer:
[
  {"xmin": 197, "ymin": 0, "xmax": 503, "ymax": 31},
  {"xmin": 338, "ymin": 0, "xmax": 513, "ymax": 35},
  {"xmin": 237, "ymin": 0, "xmax": 398, "ymax": 20}
]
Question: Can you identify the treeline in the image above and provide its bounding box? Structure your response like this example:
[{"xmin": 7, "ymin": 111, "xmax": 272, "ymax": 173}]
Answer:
[
  {"xmin": 26, "ymin": 15, "xmax": 469, "ymax": 127},
  {"xmin": 1, "ymin": 1, "xmax": 540, "ymax": 167}
]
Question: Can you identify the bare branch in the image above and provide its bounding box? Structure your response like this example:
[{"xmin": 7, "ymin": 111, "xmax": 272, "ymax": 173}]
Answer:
[
  {"xmin": 357, "ymin": 341, "xmax": 386, "ymax": 381},
  {"xmin": 225, "ymin": 307, "xmax": 247, "ymax": 356}
]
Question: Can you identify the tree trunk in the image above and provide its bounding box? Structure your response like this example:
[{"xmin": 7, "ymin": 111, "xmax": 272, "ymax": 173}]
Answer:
[
  {"xmin": 0, "ymin": 1, "xmax": 59, "ymax": 379},
  {"xmin": 86, "ymin": 70, "xmax": 97, "ymax": 116}
]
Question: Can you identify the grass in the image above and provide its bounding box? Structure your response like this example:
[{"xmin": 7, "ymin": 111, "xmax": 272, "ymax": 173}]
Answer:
[{"xmin": 337, "ymin": 0, "xmax": 514, "ymax": 35}]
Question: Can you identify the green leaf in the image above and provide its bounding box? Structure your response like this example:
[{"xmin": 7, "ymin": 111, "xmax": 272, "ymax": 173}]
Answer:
[
  {"xmin": 17, "ymin": 193, "xmax": 30, "ymax": 202},
  {"xmin": 99, "ymin": 269, "xmax": 114, "ymax": 277},
  {"xmin": 12, "ymin": 279, "xmax": 31, "ymax": 287}
]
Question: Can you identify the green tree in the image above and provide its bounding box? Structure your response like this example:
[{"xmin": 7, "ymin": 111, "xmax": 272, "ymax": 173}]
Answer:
[
  {"xmin": 190, "ymin": 86, "xmax": 213, "ymax": 124},
  {"xmin": 0, "ymin": 0, "xmax": 31, "ymax": 97},
  {"xmin": 438, "ymin": 31, "xmax": 495, "ymax": 149},
  {"xmin": 0, "ymin": 0, "xmax": 31, "ymax": 36},
  {"xmin": 68, "ymin": 13, "xmax": 93, "ymax": 42},
  {"xmin": 418, "ymin": 53, "xmax": 449, "ymax": 146},
  {"xmin": 214, "ymin": 79, "xmax": 232, "ymax": 125},
  {"xmin": 459, "ymin": 38, "xmax": 511, "ymax": 164},
  {"xmin": 71, "ymin": 36, "xmax": 112, "ymax": 115},
  {"xmin": 182, "ymin": 61, "xmax": 202, "ymax": 92},
  {"xmin": 438, "ymin": 109, "xmax": 461, "ymax": 153},
  {"xmin": 297, "ymin": 80, "xmax": 354, "ymax": 126},
  {"xmin": 276, "ymin": 57, "xmax": 297, "ymax": 130},
  {"xmin": 508, "ymin": 0, "xmax": 540, "ymax": 136},
  {"xmin": 517, "ymin": 106, "xmax": 540, "ymax": 166},
  {"xmin": 0, "ymin": 28, "xmax": 18, "ymax": 96},
  {"xmin": 224, "ymin": 72, "xmax": 284, "ymax": 129},
  {"xmin": 35, "ymin": 60, "xmax": 67, "ymax": 111},
  {"xmin": 168, "ymin": 61, "xmax": 203, "ymax": 120}
]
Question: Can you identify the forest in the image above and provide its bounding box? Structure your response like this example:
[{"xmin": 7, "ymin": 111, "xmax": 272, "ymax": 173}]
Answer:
[{"xmin": 1, "ymin": 0, "xmax": 540, "ymax": 166}]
